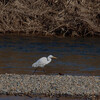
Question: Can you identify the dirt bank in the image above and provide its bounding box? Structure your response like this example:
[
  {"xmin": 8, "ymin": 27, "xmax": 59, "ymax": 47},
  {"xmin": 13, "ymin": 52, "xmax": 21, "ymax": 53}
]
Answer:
[{"xmin": 0, "ymin": 0, "xmax": 100, "ymax": 37}]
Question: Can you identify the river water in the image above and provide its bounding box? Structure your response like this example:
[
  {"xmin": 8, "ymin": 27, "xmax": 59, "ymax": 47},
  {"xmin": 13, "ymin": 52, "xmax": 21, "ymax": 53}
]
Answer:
[
  {"xmin": 0, "ymin": 36, "xmax": 100, "ymax": 76},
  {"xmin": 0, "ymin": 95, "xmax": 86, "ymax": 100}
]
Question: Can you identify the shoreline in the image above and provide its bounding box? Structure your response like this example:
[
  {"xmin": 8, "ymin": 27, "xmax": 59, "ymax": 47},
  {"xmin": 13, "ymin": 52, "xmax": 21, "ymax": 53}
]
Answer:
[
  {"xmin": 0, "ymin": 74, "xmax": 100, "ymax": 99},
  {"xmin": 0, "ymin": 33, "xmax": 100, "ymax": 39},
  {"xmin": 0, "ymin": 95, "xmax": 92, "ymax": 100}
]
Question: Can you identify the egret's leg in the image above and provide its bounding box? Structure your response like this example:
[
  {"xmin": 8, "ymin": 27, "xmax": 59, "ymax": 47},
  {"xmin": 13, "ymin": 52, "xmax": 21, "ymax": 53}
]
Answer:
[{"xmin": 33, "ymin": 68, "xmax": 38, "ymax": 74}]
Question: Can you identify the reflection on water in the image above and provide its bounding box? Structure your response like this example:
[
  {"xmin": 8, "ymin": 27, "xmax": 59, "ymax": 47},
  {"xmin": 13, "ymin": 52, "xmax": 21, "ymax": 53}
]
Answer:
[{"xmin": 0, "ymin": 36, "xmax": 100, "ymax": 76}]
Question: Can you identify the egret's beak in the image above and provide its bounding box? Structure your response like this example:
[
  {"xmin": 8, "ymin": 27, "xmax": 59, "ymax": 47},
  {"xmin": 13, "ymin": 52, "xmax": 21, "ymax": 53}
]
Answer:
[{"xmin": 52, "ymin": 56, "xmax": 57, "ymax": 59}]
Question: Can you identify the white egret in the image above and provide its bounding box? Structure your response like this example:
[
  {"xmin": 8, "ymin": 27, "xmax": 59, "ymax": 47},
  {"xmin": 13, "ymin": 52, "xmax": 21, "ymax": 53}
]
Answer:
[{"xmin": 32, "ymin": 55, "xmax": 57, "ymax": 74}]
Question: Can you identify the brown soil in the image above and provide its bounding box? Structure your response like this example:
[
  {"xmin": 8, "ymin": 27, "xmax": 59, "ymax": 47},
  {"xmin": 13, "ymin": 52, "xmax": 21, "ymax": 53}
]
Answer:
[{"xmin": 0, "ymin": 0, "xmax": 100, "ymax": 37}]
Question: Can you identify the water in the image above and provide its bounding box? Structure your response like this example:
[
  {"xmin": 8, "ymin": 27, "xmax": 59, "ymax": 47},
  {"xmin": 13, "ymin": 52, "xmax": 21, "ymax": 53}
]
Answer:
[
  {"xmin": 0, "ymin": 95, "xmax": 86, "ymax": 100},
  {"xmin": 0, "ymin": 36, "xmax": 100, "ymax": 76}
]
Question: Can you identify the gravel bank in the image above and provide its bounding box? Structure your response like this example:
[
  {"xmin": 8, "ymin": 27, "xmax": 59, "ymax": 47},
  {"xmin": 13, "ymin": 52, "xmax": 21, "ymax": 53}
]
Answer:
[{"xmin": 0, "ymin": 74, "xmax": 100, "ymax": 98}]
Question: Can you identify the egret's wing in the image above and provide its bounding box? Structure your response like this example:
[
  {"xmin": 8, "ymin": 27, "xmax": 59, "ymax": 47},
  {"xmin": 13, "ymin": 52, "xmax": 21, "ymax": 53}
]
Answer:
[
  {"xmin": 37, "ymin": 57, "xmax": 48, "ymax": 67},
  {"xmin": 32, "ymin": 57, "xmax": 47, "ymax": 67}
]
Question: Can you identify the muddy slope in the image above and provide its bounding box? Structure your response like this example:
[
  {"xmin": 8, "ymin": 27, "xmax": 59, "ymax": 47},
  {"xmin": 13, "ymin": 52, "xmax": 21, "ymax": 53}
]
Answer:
[{"xmin": 0, "ymin": 0, "xmax": 100, "ymax": 37}]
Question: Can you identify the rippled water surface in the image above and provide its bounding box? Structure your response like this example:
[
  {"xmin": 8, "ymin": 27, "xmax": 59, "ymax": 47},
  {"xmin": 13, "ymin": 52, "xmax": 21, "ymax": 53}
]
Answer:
[{"xmin": 0, "ymin": 36, "xmax": 100, "ymax": 76}]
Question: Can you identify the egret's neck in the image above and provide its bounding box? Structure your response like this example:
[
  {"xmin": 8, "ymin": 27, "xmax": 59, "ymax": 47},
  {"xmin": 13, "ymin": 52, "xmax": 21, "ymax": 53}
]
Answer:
[{"xmin": 47, "ymin": 57, "xmax": 52, "ymax": 63}]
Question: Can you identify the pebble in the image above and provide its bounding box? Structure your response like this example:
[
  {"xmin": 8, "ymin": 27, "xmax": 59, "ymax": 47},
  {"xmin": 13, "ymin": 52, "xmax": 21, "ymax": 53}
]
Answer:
[{"xmin": 0, "ymin": 74, "xmax": 100, "ymax": 98}]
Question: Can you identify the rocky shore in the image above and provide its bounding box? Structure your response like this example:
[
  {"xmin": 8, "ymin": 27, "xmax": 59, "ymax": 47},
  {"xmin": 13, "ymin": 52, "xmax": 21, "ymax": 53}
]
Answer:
[{"xmin": 0, "ymin": 74, "xmax": 100, "ymax": 98}]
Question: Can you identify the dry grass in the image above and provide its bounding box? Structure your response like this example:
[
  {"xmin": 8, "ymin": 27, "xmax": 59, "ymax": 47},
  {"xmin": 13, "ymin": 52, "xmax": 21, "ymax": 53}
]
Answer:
[{"xmin": 0, "ymin": 0, "xmax": 100, "ymax": 37}]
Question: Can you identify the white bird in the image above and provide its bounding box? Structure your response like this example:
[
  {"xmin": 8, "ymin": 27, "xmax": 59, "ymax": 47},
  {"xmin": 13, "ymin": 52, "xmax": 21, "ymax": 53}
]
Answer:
[{"xmin": 32, "ymin": 55, "xmax": 57, "ymax": 74}]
